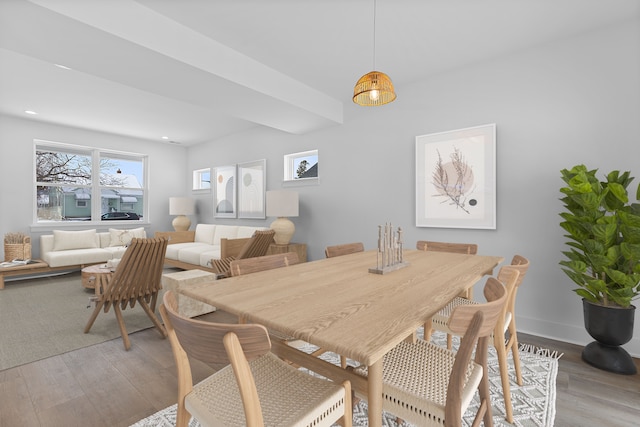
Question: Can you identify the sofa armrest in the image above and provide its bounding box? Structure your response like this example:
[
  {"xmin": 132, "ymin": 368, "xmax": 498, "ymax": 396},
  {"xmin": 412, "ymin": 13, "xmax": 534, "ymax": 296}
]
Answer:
[
  {"xmin": 220, "ymin": 237, "xmax": 251, "ymax": 259},
  {"xmin": 155, "ymin": 231, "xmax": 195, "ymax": 244}
]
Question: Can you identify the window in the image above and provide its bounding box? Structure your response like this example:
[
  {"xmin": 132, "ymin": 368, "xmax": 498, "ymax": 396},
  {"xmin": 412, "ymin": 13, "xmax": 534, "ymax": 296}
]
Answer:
[
  {"xmin": 35, "ymin": 141, "xmax": 147, "ymax": 223},
  {"xmin": 193, "ymin": 168, "xmax": 211, "ymax": 191},
  {"xmin": 284, "ymin": 150, "xmax": 318, "ymax": 182}
]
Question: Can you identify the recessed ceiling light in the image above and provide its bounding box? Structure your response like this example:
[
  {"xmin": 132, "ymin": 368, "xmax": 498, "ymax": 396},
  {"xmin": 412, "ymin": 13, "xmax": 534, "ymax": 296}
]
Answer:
[
  {"xmin": 25, "ymin": 110, "xmax": 38, "ymax": 115},
  {"xmin": 54, "ymin": 63, "xmax": 72, "ymax": 70},
  {"xmin": 161, "ymin": 136, "xmax": 169, "ymax": 140}
]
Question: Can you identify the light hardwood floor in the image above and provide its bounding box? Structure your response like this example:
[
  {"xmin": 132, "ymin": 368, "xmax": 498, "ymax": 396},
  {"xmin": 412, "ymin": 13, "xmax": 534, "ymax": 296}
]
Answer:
[{"xmin": 1, "ymin": 309, "xmax": 638, "ymax": 427}]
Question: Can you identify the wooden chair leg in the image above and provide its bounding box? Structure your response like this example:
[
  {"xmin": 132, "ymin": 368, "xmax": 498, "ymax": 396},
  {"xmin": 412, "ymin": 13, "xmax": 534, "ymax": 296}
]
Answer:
[
  {"xmin": 83, "ymin": 301, "xmax": 104, "ymax": 333},
  {"xmin": 447, "ymin": 333, "xmax": 453, "ymax": 350},
  {"xmin": 113, "ymin": 304, "xmax": 131, "ymax": 350},
  {"xmin": 510, "ymin": 327, "xmax": 524, "ymax": 386},
  {"xmin": 495, "ymin": 336, "xmax": 513, "ymax": 423},
  {"xmin": 476, "ymin": 337, "xmax": 494, "ymax": 427},
  {"xmin": 423, "ymin": 317, "xmax": 433, "ymax": 341},
  {"xmin": 139, "ymin": 297, "xmax": 167, "ymax": 338}
]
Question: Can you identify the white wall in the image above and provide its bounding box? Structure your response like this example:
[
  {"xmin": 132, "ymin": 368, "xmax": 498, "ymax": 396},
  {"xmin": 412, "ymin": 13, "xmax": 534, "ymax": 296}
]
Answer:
[
  {"xmin": 186, "ymin": 20, "xmax": 640, "ymax": 355},
  {"xmin": 0, "ymin": 115, "xmax": 188, "ymax": 256}
]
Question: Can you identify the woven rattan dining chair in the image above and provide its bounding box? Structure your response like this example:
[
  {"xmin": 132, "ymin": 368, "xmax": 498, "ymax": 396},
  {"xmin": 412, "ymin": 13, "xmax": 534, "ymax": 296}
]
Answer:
[
  {"xmin": 354, "ymin": 276, "xmax": 507, "ymax": 427},
  {"xmin": 211, "ymin": 229, "xmax": 275, "ymax": 278},
  {"xmin": 417, "ymin": 240, "xmax": 479, "ymax": 344},
  {"xmin": 430, "ymin": 255, "xmax": 530, "ymax": 423},
  {"xmin": 230, "ymin": 252, "xmax": 300, "ymax": 277},
  {"xmin": 324, "ymin": 242, "xmax": 365, "ymax": 258},
  {"xmin": 84, "ymin": 237, "xmax": 168, "ymax": 350},
  {"xmin": 160, "ymin": 291, "xmax": 353, "ymax": 427}
]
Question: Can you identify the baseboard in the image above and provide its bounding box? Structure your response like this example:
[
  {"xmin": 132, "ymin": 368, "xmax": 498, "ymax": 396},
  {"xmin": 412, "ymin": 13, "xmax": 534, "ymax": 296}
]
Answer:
[{"xmin": 517, "ymin": 315, "xmax": 640, "ymax": 358}]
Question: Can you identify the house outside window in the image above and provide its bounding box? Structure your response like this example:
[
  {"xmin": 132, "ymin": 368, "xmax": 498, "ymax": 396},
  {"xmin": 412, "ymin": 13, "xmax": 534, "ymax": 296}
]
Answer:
[{"xmin": 35, "ymin": 141, "xmax": 147, "ymax": 223}]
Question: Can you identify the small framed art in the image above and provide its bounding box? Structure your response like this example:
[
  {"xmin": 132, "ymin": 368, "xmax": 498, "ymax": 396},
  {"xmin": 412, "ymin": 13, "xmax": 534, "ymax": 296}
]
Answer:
[
  {"xmin": 237, "ymin": 159, "xmax": 266, "ymax": 219},
  {"xmin": 214, "ymin": 165, "xmax": 236, "ymax": 218}
]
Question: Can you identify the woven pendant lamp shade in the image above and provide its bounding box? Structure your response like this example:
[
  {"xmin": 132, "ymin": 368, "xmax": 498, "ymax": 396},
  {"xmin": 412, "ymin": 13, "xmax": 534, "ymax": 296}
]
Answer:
[{"xmin": 353, "ymin": 71, "xmax": 396, "ymax": 106}]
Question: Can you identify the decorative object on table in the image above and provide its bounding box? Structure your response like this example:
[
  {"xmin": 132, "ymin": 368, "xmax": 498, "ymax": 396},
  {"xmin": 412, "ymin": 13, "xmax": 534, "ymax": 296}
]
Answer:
[
  {"xmin": 266, "ymin": 190, "xmax": 299, "ymax": 245},
  {"xmin": 213, "ymin": 164, "xmax": 237, "ymax": 218},
  {"xmin": 169, "ymin": 197, "xmax": 195, "ymax": 231},
  {"xmin": 3, "ymin": 232, "xmax": 31, "ymax": 262},
  {"xmin": 353, "ymin": 0, "xmax": 396, "ymax": 107},
  {"xmin": 559, "ymin": 164, "xmax": 640, "ymax": 375},
  {"xmin": 369, "ymin": 223, "xmax": 408, "ymax": 274},
  {"xmin": 237, "ymin": 159, "xmax": 266, "ymax": 219},
  {"xmin": 416, "ymin": 123, "xmax": 496, "ymax": 229}
]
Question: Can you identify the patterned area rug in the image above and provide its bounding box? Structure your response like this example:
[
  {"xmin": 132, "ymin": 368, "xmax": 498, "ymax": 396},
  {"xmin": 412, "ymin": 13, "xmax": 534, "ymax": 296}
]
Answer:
[{"xmin": 131, "ymin": 331, "xmax": 560, "ymax": 427}]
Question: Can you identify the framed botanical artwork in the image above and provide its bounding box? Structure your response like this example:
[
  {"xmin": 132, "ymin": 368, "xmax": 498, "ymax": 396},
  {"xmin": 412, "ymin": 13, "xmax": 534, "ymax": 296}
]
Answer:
[
  {"xmin": 237, "ymin": 159, "xmax": 266, "ymax": 219},
  {"xmin": 214, "ymin": 165, "xmax": 237, "ymax": 218},
  {"xmin": 416, "ymin": 123, "xmax": 496, "ymax": 229}
]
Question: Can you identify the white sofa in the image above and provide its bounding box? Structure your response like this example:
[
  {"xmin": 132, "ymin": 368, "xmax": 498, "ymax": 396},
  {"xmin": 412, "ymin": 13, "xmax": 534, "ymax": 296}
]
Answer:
[
  {"xmin": 157, "ymin": 224, "xmax": 269, "ymax": 272},
  {"xmin": 40, "ymin": 228, "xmax": 146, "ymax": 268}
]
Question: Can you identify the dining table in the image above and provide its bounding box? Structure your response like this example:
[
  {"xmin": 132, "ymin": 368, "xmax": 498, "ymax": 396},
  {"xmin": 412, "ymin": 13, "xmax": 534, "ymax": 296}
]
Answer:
[{"xmin": 181, "ymin": 248, "xmax": 503, "ymax": 427}]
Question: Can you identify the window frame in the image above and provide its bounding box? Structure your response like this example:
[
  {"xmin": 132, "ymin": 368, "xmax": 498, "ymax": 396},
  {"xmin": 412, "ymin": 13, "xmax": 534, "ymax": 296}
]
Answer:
[
  {"xmin": 33, "ymin": 140, "xmax": 148, "ymax": 229},
  {"xmin": 283, "ymin": 149, "xmax": 319, "ymax": 183}
]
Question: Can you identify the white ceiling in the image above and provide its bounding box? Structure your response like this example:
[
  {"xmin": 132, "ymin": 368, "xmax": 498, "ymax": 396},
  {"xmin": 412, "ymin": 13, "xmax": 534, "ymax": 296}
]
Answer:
[{"xmin": 1, "ymin": 0, "xmax": 638, "ymax": 146}]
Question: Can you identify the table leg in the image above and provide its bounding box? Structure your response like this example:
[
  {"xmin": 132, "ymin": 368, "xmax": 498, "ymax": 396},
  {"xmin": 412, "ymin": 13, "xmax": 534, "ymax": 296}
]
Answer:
[{"xmin": 367, "ymin": 359, "xmax": 383, "ymax": 427}]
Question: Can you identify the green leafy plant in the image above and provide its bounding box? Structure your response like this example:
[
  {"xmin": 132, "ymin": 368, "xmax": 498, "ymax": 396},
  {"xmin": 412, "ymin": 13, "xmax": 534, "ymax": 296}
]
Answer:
[{"xmin": 559, "ymin": 165, "xmax": 640, "ymax": 307}]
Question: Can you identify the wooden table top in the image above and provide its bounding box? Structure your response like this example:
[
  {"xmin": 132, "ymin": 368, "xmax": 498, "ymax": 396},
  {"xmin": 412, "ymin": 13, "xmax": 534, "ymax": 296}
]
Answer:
[{"xmin": 182, "ymin": 249, "xmax": 503, "ymax": 366}]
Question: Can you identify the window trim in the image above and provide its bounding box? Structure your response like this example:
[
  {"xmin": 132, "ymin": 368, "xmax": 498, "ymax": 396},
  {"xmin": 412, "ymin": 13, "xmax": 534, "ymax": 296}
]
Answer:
[{"xmin": 33, "ymin": 139, "xmax": 148, "ymax": 229}]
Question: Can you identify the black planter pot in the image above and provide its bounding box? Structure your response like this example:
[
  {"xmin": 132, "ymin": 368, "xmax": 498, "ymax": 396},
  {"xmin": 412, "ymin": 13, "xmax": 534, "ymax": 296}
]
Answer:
[{"xmin": 582, "ymin": 299, "xmax": 637, "ymax": 375}]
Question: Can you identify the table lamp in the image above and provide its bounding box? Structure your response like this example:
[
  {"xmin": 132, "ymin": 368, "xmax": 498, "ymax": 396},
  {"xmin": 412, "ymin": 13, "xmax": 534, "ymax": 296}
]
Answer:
[
  {"xmin": 169, "ymin": 197, "xmax": 195, "ymax": 231},
  {"xmin": 266, "ymin": 190, "xmax": 299, "ymax": 245}
]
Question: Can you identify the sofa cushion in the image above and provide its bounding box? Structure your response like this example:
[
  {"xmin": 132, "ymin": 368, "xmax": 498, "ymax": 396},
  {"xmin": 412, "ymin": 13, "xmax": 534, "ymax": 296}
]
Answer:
[
  {"xmin": 200, "ymin": 250, "xmax": 222, "ymax": 268},
  {"xmin": 53, "ymin": 230, "xmax": 99, "ymax": 251},
  {"xmin": 165, "ymin": 242, "xmax": 212, "ymax": 260},
  {"xmin": 108, "ymin": 227, "xmax": 146, "ymax": 247},
  {"xmin": 212, "ymin": 226, "xmax": 239, "ymax": 246},
  {"xmin": 44, "ymin": 248, "xmax": 110, "ymax": 267},
  {"xmin": 178, "ymin": 245, "xmax": 219, "ymax": 266},
  {"xmin": 194, "ymin": 224, "xmax": 216, "ymax": 244},
  {"xmin": 103, "ymin": 246, "xmax": 129, "ymax": 259}
]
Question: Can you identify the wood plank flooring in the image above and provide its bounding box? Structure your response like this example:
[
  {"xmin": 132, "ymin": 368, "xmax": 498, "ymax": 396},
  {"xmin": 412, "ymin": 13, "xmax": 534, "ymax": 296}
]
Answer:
[{"xmin": 1, "ymin": 309, "xmax": 638, "ymax": 427}]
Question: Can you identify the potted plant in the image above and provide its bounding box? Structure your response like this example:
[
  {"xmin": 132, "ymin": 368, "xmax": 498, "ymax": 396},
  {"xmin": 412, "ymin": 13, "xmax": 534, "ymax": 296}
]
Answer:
[{"xmin": 559, "ymin": 164, "xmax": 640, "ymax": 374}]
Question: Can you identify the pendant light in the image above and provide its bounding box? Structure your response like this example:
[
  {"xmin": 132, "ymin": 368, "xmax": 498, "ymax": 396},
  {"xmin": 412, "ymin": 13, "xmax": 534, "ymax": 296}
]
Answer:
[{"xmin": 353, "ymin": 0, "xmax": 396, "ymax": 106}]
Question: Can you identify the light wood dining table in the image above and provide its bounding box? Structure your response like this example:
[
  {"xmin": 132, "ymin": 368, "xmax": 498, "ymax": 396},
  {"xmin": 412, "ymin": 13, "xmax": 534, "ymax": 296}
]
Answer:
[{"xmin": 181, "ymin": 249, "xmax": 503, "ymax": 427}]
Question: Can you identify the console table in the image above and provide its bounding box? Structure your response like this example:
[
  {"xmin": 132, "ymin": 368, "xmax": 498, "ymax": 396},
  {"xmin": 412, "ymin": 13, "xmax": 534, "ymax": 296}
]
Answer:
[{"xmin": 267, "ymin": 242, "xmax": 307, "ymax": 262}]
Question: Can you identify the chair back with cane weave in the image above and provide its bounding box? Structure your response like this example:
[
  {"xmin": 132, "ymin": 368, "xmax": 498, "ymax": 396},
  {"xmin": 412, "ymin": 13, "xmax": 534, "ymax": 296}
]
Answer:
[
  {"xmin": 84, "ymin": 237, "xmax": 168, "ymax": 350},
  {"xmin": 160, "ymin": 291, "xmax": 352, "ymax": 427}
]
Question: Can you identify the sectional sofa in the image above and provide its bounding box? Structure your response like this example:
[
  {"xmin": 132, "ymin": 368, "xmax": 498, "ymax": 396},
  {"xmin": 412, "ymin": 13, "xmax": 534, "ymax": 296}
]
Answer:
[
  {"xmin": 40, "ymin": 227, "xmax": 147, "ymax": 268},
  {"xmin": 155, "ymin": 223, "xmax": 269, "ymax": 273}
]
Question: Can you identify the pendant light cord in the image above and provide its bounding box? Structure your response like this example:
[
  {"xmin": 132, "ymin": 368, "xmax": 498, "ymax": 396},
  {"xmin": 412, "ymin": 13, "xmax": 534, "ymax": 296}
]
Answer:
[{"xmin": 372, "ymin": 0, "xmax": 377, "ymax": 70}]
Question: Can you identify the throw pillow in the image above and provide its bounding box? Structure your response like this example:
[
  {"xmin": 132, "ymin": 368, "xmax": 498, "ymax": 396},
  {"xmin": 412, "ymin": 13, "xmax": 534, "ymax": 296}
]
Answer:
[
  {"xmin": 109, "ymin": 227, "xmax": 146, "ymax": 247},
  {"xmin": 53, "ymin": 229, "xmax": 99, "ymax": 251}
]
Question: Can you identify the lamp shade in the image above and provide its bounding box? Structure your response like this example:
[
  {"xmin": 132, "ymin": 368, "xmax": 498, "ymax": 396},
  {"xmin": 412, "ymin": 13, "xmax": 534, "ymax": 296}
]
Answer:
[
  {"xmin": 266, "ymin": 191, "xmax": 299, "ymax": 218},
  {"xmin": 353, "ymin": 71, "xmax": 396, "ymax": 106},
  {"xmin": 169, "ymin": 197, "xmax": 195, "ymax": 215}
]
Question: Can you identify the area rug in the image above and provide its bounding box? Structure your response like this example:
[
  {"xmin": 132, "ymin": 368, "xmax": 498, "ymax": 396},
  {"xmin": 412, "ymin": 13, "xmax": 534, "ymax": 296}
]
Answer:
[
  {"xmin": 0, "ymin": 271, "xmax": 158, "ymax": 371},
  {"xmin": 131, "ymin": 331, "xmax": 560, "ymax": 427}
]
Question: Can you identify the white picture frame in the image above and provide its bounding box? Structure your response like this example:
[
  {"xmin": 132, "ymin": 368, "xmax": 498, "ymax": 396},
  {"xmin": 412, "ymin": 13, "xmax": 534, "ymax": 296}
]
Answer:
[
  {"xmin": 237, "ymin": 159, "xmax": 266, "ymax": 219},
  {"xmin": 416, "ymin": 124, "xmax": 496, "ymax": 229},
  {"xmin": 213, "ymin": 165, "xmax": 237, "ymax": 218}
]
